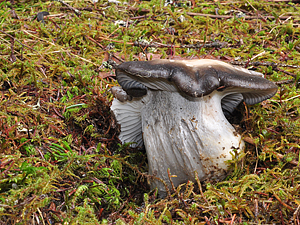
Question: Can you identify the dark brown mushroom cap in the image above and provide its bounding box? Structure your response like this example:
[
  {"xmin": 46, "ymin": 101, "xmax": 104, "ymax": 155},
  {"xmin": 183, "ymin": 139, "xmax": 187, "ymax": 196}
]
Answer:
[{"xmin": 116, "ymin": 59, "xmax": 278, "ymax": 105}]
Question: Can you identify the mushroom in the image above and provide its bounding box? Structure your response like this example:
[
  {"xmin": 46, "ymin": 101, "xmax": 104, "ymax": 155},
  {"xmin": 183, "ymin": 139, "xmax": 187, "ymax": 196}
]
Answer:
[{"xmin": 111, "ymin": 59, "xmax": 278, "ymax": 196}]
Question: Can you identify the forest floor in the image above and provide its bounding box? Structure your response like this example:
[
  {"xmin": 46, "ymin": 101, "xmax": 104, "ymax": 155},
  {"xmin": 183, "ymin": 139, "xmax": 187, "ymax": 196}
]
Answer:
[{"xmin": 0, "ymin": 0, "xmax": 300, "ymax": 224}]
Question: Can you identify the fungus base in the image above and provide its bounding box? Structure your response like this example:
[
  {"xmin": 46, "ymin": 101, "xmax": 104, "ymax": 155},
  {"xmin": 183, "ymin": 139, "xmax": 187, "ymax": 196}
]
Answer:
[{"xmin": 139, "ymin": 90, "xmax": 244, "ymax": 195}]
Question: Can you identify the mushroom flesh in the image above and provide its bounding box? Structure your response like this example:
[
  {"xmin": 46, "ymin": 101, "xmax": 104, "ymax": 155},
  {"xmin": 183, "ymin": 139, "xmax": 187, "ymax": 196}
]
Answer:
[{"xmin": 110, "ymin": 59, "xmax": 278, "ymax": 196}]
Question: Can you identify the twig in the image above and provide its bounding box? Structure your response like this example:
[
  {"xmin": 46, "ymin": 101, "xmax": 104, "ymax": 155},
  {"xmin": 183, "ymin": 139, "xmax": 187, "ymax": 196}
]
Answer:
[
  {"xmin": 133, "ymin": 41, "xmax": 227, "ymax": 49},
  {"xmin": 85, "ymin": 35, "xmax": 105, "ymax": 49},
  {"xmin": 275, "ymin": 94, "xmax": 300, "ymax": 102},
  {"xmin": 250, "ymin": 51, "xmax": 266, "ymax": 61},
  {"xmin": 186, "ymin": 12, "xmax": 297, "ymax": 21},
  {"xmin": 0, "ymin": 29, "xmax": 38, "ymax": 54},
  {"xmin": 69, "ymin": 51, "xmax": 98, "ymax": 66},
  {"xmin": 21, "ymin": 29, "xmax": 55, "ymax": 46},
  {"xmin": 230, "ymin": 60, "xmax": 300, "ymax": 72},
  {"xmin": 117, "ymin": 5, "xmax": 150, "ymax": 14},
  {"xmin": 37, "ymin": 208, "xmax": 46, "ymax": 225},
  {"xmin": 54, "ymin": 0, "xmax": 81, "ymax": 16},
  {"xmin": 230, "ymin": 5, "xmax": 255, "ymax": 16},
  {"xmin": 166, "ymin": 7, "xmax": 182, "ymax": 28},
  {"xmin": 119, "ymin": 4, "xmax": 298, "ymax": 22},
  {"xmin": 130, "ymin": 15, "xmax": 150, "ymax": 20},
  {"xmin": 1, "ymin": 160, "xmax": 14, "ymax": 174},
  {"xmin": 36, "ymin": 147, "xmax": 45, "ymax": 160},
  {"xmin": 109, "ymin": 53, "xmax": 125, "ymax": 64},
  {"xmin": 60, "ymin": 6, "xmax": 93, "ymax": 12},
  {"xmin": 276, "ymin": 153, "xmax": 300, "ymax": 166},
  {"xmin": 231, "ymin": 214, "xmax": 236, "ymax": 225},
  {"xmin": 294, "ymin": 205, "xmax": 300, "ymax": 225},
  {"xmin": 167, "ymin": 168, "xmax": 177, "ymax": 194},
  {"xmin": 269, "ymin": 0, "xmax": 300, "ymax": 2},
  {"xmin": 98, "ymin": 36, "xmax": 134, "ymax": 44},
  {"xmin": 275, "ymin": 79, "xmax": 295, "ymax": 85},
  {"xmin": 98, "ymin": 35, "xmax": 227, "ymax": 50},
  {"xmin": 273, "ymin": 192, "xmax": 294, "ymax": 211},
  {"xmin": 254, "ymin": 144, "xmax": 259, "ymax": 174},
  {"xmin": 9, "ymin": 37, "xmax": 17, "ymax": 62},
  {"xmin": 274, "ymin": 67, "xmax": 298, "ymax": 79},
  {"xmin": 22, "ymin": 29, "xmax": 98, "ymax": 65},
  {"xmin": 53, "ymin": 107, "xmax": 64, "ymax": 119},
  {"xmin": 194, "ymin": 171, "xmax": 209, "ymax": 204}
]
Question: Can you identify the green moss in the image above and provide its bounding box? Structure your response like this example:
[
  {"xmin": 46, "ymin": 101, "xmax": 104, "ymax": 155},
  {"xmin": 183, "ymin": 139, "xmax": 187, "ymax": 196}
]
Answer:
[{"xmin": 0, "ymin": 0, "xmax": 299, "ymax": 224}]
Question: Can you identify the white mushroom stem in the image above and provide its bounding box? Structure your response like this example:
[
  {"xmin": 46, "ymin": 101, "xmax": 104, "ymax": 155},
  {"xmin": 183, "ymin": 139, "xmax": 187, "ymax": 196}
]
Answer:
[{"xmin": 112, "ymin": 89, "xmax": 244, "ymax": 195}]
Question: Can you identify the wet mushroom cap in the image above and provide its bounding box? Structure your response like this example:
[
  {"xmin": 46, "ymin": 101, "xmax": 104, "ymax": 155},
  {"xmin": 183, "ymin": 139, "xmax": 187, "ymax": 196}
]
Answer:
[{"xmin": 115, "ymin": 59, "xmax": 278, "ymax": 105}]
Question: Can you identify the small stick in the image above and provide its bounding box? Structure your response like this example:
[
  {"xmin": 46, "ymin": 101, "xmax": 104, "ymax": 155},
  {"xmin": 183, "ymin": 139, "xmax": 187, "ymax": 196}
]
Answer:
[
  {"xmin": 273, "ymin": 192, "xmax": 294, "ymax": 211},
  {"xmin": 294, "ymin": 205, "xmax": 300, "ymax": 225},
  {"xmin": 167, "ymin": 168, "xmax": 177, "ymax": 194},
  {"xmin": 270, "ymin": 0, "xmax": 300, "ymax": 2},
  {"xmin": 230, "ymin": 60, "xmax": 300, "ymax": 70},
  {"xmin": 133, "ymin": 41, "xmax": 227, "ymax": 49},
  {"xmin": 54, "ymin": 0, "xmax": 81, "ymax": 16},
  {"xmin": 194, "ymin": 171, "xmax": 208, "ymax": 203},
  {"xmin": 276, "ymin": 153, "xmax": 299, "ymax": 166},
  {"xmin": 186, "ymin": 12, "xmax": 297, "ymax": 21},
  {"xmin": 0, "ymin": 29, "xmax": 38, "ymax": 54},
  {"xmin": 275, "ymin": 79, "xmax": 295, "ymax": 85},
  {"xmin": 85, "ymin": 35, "xmax": 105, "ymax": 49},
  {"xmin": 274, "ymin": 67, "xmax": 298, "ymax": 79}
]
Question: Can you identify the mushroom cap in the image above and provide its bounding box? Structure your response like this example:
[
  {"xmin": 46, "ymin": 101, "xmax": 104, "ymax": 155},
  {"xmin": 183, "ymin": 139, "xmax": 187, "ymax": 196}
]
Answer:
[{"xmin": 116, "ymin": 59, "xmax": 278, "ymax": 105}]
